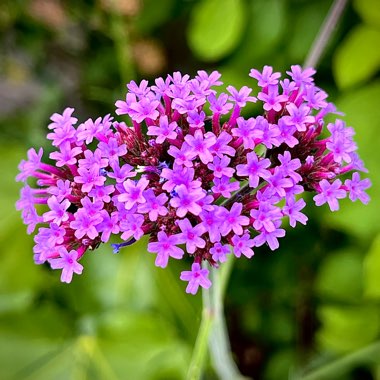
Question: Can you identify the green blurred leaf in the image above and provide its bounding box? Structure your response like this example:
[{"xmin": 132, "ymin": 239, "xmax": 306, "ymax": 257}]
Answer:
[
  {"xmin": 0, "ymin": 145, "xmax": 26, "ymax": 240},
  {"xmin": 315, "ymin": 250, "xmax": 363, "ymax": 303},
  {"xmin": 248, "ymin": 0, "xmax": 286, "ymax": 59},
  {"xmin": 187, "ymin": 0, "xmax": 246, "ymax": 61},
  {"xmin": 326, "ymin": 81, "xmax": 380, "ymax": 238},
  {"xmin": 98, "ymin": 311, "xmax": 189, "ymax": 380},
  {"xmin": 287, "ymin": 1, "xmax": 330, "ymax": 63},
  {"xmin": 354, "ymin": 0, "xmax": 380, "ymax": 28},
  {"xmin": 317, "ymin": 305, "xmax": 380, "ymax": 353},
  {"xmin": 263, "ymin": 349, "xmax": 296, "ymax": 380},
  {"xmin": 333, "ymin": 25, "xmax": 380, "ymax": 89},
  {"xmin": 134, "ymin": 0, "xmax": 175, "ymax": 34},
  {"xmin": 0, "ymin": 223, "xmax": 43, "ymax": 313},
  {"xmin": 363, "ymin": 234, "xmax": 380, "ymax": 299}
]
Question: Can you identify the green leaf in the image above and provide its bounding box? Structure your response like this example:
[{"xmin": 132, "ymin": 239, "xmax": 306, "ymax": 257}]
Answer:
[
  {"xmin": 326, "ymin": 81, "xmax": 380, "ymax": 239},
  {"xmin": 333, "ymin": 25, "xmax": 380, "ymax": 89},
  {"xmin": 315, "ymin": 250, "xmax": 363, "ymax": 303},
  {"xmin": 187, "ymin": 0, "xmax": 246, "ymax": 61},
  {"xmin": 363, "ymin": 234, "xmax": 380, "ymax": 299},
  {"xmin": 354, "ymin": 0, "xmax": 380, "ymax": 28},
  {"xmin": 317, "ymin": 305, "xmax": 380, "ymax": 353}
]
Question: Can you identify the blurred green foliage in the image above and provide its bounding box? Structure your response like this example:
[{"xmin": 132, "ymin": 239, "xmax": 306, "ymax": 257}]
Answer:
[{"xmin": 1, "ymin": 0, "xmax": 380, "ymax": 379}]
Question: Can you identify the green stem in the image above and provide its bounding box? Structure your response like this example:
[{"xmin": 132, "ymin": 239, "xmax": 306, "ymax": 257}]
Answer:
[
  {"xmin": 301, "ymin": 341, "xmax": 380, "ymax": 380},
  {"xmin": 186, "ymin": 256, "xmax": 247, "ymax": 380},
  {"xmin": 304, "ymin": 0, "xmax": 348, "ymax": 68},
  {"xmin": 208, "ymin": 256, "xmax": 248, "ymax": 380},
  {"xmin": 186, "ymin": 274, "xmax": 214, "ymax": 380}
]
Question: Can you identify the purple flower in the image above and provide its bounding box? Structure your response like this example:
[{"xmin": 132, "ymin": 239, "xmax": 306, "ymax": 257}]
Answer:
[
  {"xmin": 227, "ymin": 85, "xmax": 256, "ymax": 107},
  {"xmin": 345, "ymin": 172, "xmax": 371, "ymax": 204},
  {"xmin": 148, "ymin": 231, "xmax": 184, "ymax": 268},
  {"xmin": 313, "ymin": 179, "xmax": 347, "ymax": 211},
  {"xmin": 236, "ymin": 152, "xmax": 271, "ymax": 188},
  {"xmin": 108, "ymin": 162, "xmax": 136, "ymax": 183},
  {"xmin": 283, "ymin": 103, "xmax": 314, "ymax": 132},
  {"xmin": 147, "ymin": 115, "xmax": 178, "ymax": 144},
  {"xmin": 98, "ymin": 211, "xmax": 120, "ymax": 243},
  {"xmin": 250, "ymin": 65, "xmax": 281, "ymax": 87},
  {"xmin": 70, "ymin": 207, "xmax": 103, "ymax": 240},
  {"xmin": 211, "ymin": 176, "xmax": 240, "ymax": 198},
  {"xmin": 253, "ymin": 221, "xmax": 285, "ymax": 251},
  {"xmin": 47, "ymin": 119, "xmax": 77, "ymax": 147},
  {"xmin": 98, "ymin": 138, "xmax": 127, "ymax": 163},
  {"xmin": 219, "ymin": 203, "xmax": 250, "ymax": 236},
  {"xmin": 187, "ymin": 110, "xmax": 206, "ymax": 129},
  {"xmin": 250, "ymin": 200, "xmax": 282, "ymax": 233},
  {"xmin": 126, "ymin": 96, "xmax": 160, "ymax": 123},
  {"xmin": 49, "ymin": 247, "xmax": 83, "ymax": 283},
  {"xmin": 304, "ymin": 85, "xmax": 328, "ymax": 109},
  {"xmin": 16, "ymin": 147, "xmax": 43, "ymax": 182},
  {"xmin": 49, "ymin": 141, "xmax": 82, "ymax": 167},
  {"xmin": 326, "ymin": 120, "xmax": 357, "ymax": 164},
  {"xmin": 127, "ymin": 79, "xmax": 150, "ymax": 97},
  {"xmin": 282, "ymin": 197, "xmax": 308, "ymax": 227},
  {"xmin": 161, "ymin": 165, "xmax": 197, "ymax": 192},
  {"xmin": 256, "ymin": 116, "xmax": 281, "ymax": 149},
  {"xmin": 266, "ymin": 168, "xmax": 295, "ymax": 198},
  {"xmin": 177, "ymin": 218, "xmax": 206, "ymax": 253},
  {"xmin": 199, "ymin": 207, "xmax": 223, "ymax": 243},
  {"xmin": 208, "ymin": 155, "xmax": 235, "ymax": 178},
  {"xmin": 232, "ymin": 117, "xmax": 262, "ymax": 150},
  {"xmin": 120, "ymin": 213, "xmax": 145, "ymax": 241},
  {"xmin": 210, "ymin": 131, "xmax": 236, "ymax": 157},
  {"xmin": 168, "ymin": 144, "xmax": 194, "ymax": 168},
  {"xmin": 15, "ymin": 65, "xmax": 371, "ymax": 292},
  {"xmin": 78, "ymin": 149, "xmax": 108, "ymax": 170},
  {"xmin": 286, "ymin": 65, "xmax": 316, "ymax": 86},
  {"xmin": 138, "ymin": 189, "xmax": 168, "ymax": 221},
  {"xmin": 180, "ymin": 263, "xmax": 212, "ymax": 295},
  {"xmin": 74, "ymin": 166, "xmax": 106, "ymax": 193},
  {"xmin": 210, "ymin": 243, "xmax": 230, "ymax": 263},
  {"xmin": 208, "ymin": 93, "xmax": 233, "ymax": 115},
  {"xmin": 43, "ymin": 196, "xmax": 70, "ymax": 225},
  {"xmin": 195, "ymin": 70, "xmax": 222, "ymax": 87},
  {"xmin": 48, "ymin": 107, "xmax": 77, "ymax": 130},
  {"xmin": 76, "ymin": 117, "xmax": 104, "ymax": 144},
  {"xmin": 170, "ymin": 184, "xmax": 205, "ymax": 217},
  {"xmin": 277, "ymin": 151, "xmax": 302, "ymax": 183},
  {"xmin": 88, "ymin": 184, "xmax": 115, "ymax": 203},
  {"xmin": 173, "ymin": 97, "xmax": 206, "ymax": 115},
  {"xmin": 277, "ymin": 118, "xmax": 298, "ymax": 148},
  {"xmin": 118, "ymin": 177, "xmax": 149, "ymax": 210},
  {"xmin": 184, "ymin": 130, "xmax": 216, "ymax": 164},
  {"xmin": 231, "ymin": 233, "xmax": 255, "ymax": 258},
  {"xmin": 37, "ymin": 223, "xmax": 66, "ymax": 247},
  {"xmin": 257, "ymin": 85, "xmax": 288, "ymax": 112}
]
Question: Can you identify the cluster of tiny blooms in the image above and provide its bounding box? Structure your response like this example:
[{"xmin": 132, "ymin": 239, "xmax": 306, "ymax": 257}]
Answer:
[{"xmin": 16, "ymin": 65, "xmax": 371, "ymax": 294}]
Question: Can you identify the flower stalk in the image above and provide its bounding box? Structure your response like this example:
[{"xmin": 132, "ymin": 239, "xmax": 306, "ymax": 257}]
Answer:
[{"xmin": 186, "ymin": 255, "xmax": 247, "ymax": 380}]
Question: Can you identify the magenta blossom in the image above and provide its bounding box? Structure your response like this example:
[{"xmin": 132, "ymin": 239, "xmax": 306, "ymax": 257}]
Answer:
[{"xmin": 16, "ymin": 65, "xmax": 370, "ymax": 292}]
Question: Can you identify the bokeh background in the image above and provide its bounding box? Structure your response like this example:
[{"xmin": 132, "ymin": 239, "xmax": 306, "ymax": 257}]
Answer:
[{"xmin": 1, "ymin": 0, "xmax": 380, "ymax": 379}]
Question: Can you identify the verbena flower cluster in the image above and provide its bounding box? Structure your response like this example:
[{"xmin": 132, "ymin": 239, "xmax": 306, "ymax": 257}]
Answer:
[{"xmin": 16, "ymin": 65, "xmax": 370, "ymax": 294}]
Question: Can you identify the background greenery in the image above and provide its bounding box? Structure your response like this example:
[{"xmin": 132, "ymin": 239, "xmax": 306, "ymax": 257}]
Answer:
[{"xmin": 1, "ymin": 0, "xmax": 380, "ymax": 379}]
